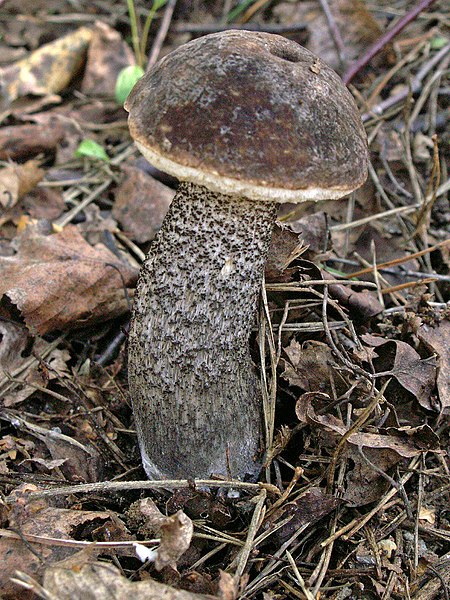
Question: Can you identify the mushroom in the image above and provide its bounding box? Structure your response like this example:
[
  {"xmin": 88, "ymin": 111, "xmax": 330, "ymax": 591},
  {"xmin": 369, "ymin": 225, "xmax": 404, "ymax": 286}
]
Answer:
[{"xmin": 125, "ymin": 31, "xmax": 368, "ymax": 480}]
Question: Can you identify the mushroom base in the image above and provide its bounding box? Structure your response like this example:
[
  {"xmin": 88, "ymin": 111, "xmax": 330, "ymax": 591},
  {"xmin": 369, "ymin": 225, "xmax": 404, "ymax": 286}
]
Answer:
[{"xmin": 128, "ymin": 182, "xmax": 276, "ymax": 480}]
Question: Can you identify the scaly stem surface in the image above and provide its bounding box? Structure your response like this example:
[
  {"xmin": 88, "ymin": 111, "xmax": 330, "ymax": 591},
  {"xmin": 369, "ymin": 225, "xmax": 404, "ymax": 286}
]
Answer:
[{"xmin": 128, "ymin": 182, "xmax": 276, "ymax": 479}]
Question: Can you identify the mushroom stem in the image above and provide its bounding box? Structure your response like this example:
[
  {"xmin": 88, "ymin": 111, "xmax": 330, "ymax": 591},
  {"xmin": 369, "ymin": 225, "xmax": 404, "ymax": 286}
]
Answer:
[{"xmin": 128, "ymin": 182, "xmax": 277, "ymax": 480}]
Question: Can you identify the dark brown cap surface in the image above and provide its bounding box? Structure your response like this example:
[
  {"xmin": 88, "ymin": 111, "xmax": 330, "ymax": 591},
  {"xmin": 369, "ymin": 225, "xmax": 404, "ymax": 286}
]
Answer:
[{"xmin": 126, "ymin": 31, "xmax": 368, "ymax": 202}]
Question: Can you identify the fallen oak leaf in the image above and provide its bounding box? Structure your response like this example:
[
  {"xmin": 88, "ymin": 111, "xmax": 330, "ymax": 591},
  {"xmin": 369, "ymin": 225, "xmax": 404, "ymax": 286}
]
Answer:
[{"xmin": 0, "ymin": 223, "xmax": 137, "ymax": 334}]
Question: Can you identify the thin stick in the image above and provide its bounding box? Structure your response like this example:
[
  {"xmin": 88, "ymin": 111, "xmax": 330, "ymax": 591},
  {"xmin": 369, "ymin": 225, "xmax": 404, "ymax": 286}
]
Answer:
[
  {"xmin": 5, "ymin": 478, "xmax": 280, "ymax": 503},
  {"xmin": 265, "ymin": 280, "xmax": 378, "ymax": 290},
  {"xmin": 0, "ymin": 529, "xmax": 159, "ymax": 549},
  {"xmin": 146, "ymin": 0, "xmax": 177, "ymax": 71},
  {"xmin": 317, "ymin": 0, "xmax": 346, "ymax": 67},
  {"xmin": 260, "ymin": 277, "xmax": 277, "ymax": 468},
  {"xmin": 381, "ymin": 277, "xmax": 437, "ymax": 294},
  {"xmin": 362, "ymin": 42, "xmax": 450, "ymax": 121},
  {"xmin": 330, "ymin": 204, "xmax": 420, "ymax": 231},
  {"xmin": 235, "ymin": 490, "xmax": 267, "ymax": 577},
  {"xmin": 286, "ymin": 551, "xmax": 315, "ymax": 600},
  {"xmin": 343, "ymin": 0, "xmax": 439, "ymax": 83},
  {"xmin": 343, "ymin": 239, "xmax": 450, "ymax": 279}
]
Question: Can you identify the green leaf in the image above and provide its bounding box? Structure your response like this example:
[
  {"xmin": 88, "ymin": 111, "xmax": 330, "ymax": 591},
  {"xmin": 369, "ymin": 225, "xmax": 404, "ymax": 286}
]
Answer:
[
  {"xmin": 75, "ymin": 139, "xmax": 110, "ymax": 162},
  {"xmin": 115, "ymin": 65, "xmax": 145, "ymax": 105}
]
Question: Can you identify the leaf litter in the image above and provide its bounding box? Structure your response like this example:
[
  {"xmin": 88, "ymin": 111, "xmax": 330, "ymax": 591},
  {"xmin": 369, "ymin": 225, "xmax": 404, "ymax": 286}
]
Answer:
[{"xmin": 0, "ymin": 1, "xmax": 449, "ymax": 599}]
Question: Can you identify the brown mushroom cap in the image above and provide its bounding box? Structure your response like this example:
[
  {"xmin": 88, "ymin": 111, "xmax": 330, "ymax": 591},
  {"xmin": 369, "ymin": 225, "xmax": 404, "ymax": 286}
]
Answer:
[{"xmin": 125, "ymin": 31, "xmax": 368, "ymax": 203}]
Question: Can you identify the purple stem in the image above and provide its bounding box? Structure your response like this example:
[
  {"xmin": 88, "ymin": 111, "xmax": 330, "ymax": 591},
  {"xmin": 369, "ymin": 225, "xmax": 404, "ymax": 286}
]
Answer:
[{"xmin": 343, "ymin": 0, "xmax": 439, "ymax": 84}]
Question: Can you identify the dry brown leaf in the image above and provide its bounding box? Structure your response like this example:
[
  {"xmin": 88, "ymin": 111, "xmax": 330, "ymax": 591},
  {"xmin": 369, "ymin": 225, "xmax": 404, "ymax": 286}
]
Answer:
[
  {"xmin": 0, "ymin": 223, "xmax": 137, "ymax": 334},
  {"xmin": 41, "ymin": 562, "xmax": 216, "ymax": 600},
  {"xmin": 287, "ymin": 211, "xmax": 330, "ymax": 261},
  {"xmin": 0, "ymin": 26, "xmax": 93, "ymax": 109},
  {"xmin": 139, "ymin": 498, "xmax": 194, "ymax": 571},
  {"xmin": 282, "ymin": 339, "xmax": 348, "ymax": 397},
  {"xmin": 323, "ymin": 273, "xmax": 384, "ymax": 320},
  {"xmin": 264, "ymin": 223, "xmax": 305, "ymax": 282},
  {"xmin": 81, "ymin": 21, "xmax": 135, "ymax": 97},
  {"xmin": 0, "ymin": 499, "xmax": 130, "ymax": 599},
  {"xmin": 262, "ymin": 487, "xmax": 340, "ymax": 545},
  {"xmin": 418, "ymin": 319, "xmax": 450, "ymax": 411},
  {"xmin": 217, "ymin": 570, "xmax": 240, "ymax": 600},
  {"xmin": 0, "ymin": 321, "xmax": 70, "ymax": 406},
  {"xmin": 0, "ymin": 122, "xmax": 65, "ymax": 161},
  {"xmin": 362, "ymin": 334, "xmax": 437, "ymax": 410},
  {"xmin": 112, "ymin": 165, "xmax": 174, "ymax": 243},
  {"xmin": 295, "ymin": 393, "xmax": 437, "ymax": 458},
  {"xmin": 0, "ymin": 159, "xmax": 44, "ymax": 214}
]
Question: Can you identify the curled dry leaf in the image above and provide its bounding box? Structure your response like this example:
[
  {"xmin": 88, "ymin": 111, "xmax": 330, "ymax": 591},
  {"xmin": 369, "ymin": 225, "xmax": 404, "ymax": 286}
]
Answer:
[
  {"xmin": 287, "ymin": 211, "xmax": 330, "ymax": 261},
  {"xmin": 264, "ymin": 223, "xmax": 306, "ymax": 282},
  {"xmin": 362, "ymin": 334, "xmax": 437, "ymax": 410},
  {"xmin": 418, "ymin": 319, "xmax": 450, "ymax": 411},
  {"xmin": 282, "ymin": 339, "xmax": 349, "ymax": 397},
  {"xmin": 0, "ymin": 26, "xmax": 93, "ymax": 109},
  {"xmin": 262, "ymin": 487, "xmax": 340, "ymax": 546},
  {"xmin": 0, "ymin": 496, "xmax": 131, "ymax": 599},
  {"xmin": 0, "ymin": 122, "xmax": 65, "ymax": 161},
  {"xmin": 139, "ymin": 498, "xmax": 194, "ymax": 571},
  {"xmin": 0, "ymin": 320, "xmax": 70, "ymax": 407},
  {"xmin": 295, "ymin": 393, "xmax": 438, "ymax": 458},
  {"xmin": 322, "ymin": 272, "xmax": 384, "ymax": 321},
  {"xmin": 112, "ymin": 165, "xmax": 174, "ymax": 243},
  {"xmin": 0, "ymin": 159, "xmax": 44, "ymax": 216},
  {"xmin": 41, "ymin": 562, "xmax": 216, "ymax": 600},
  {"xmin": 81, "ymin": 21, "xmax": 135, "ymax": 97},
  {"xmin": 0, "ymin": 223, "xmax": 137, "ymax": 334}
]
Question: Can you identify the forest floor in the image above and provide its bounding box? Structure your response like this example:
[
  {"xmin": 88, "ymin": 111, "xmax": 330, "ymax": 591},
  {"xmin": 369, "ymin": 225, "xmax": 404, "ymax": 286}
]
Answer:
[{"xmin": 0, "ymin": 0, "xmax": 449, "ymax": 598}]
